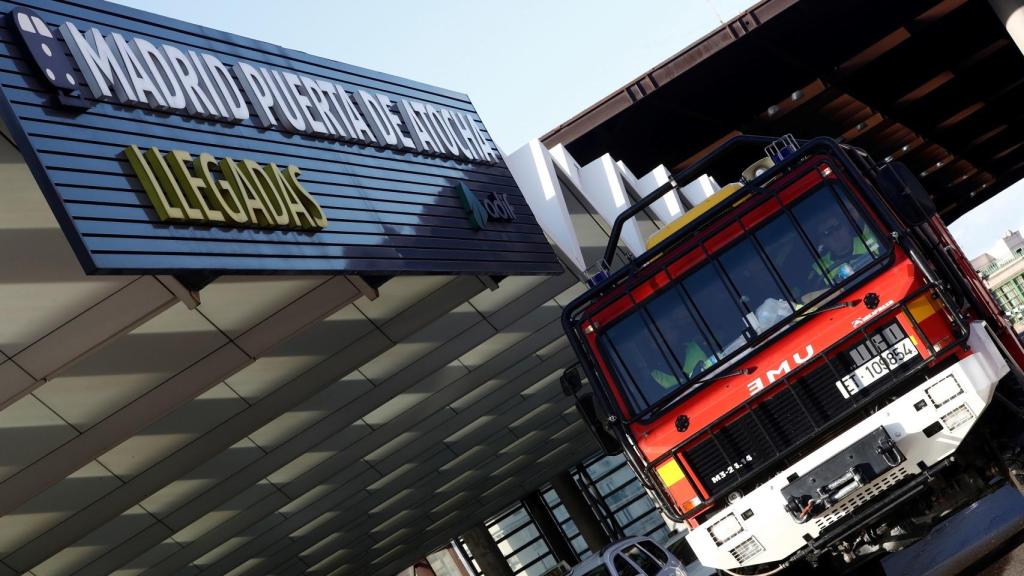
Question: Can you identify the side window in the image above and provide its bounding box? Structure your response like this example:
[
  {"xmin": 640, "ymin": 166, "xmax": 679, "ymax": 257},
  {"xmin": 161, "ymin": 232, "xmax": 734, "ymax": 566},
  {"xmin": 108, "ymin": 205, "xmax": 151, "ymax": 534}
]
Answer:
[
  {"xmin": 839, "ymin": 192, "xmax": 883, "ymax": 257},
  {"xmin": 637, "ymin": 540, "xmax": 669, "ymax": 564},
  {"xmin": 612, "ymin": 554, "xmax": 641, "ymax": 576},
  {"xmin": 622, "ymin": 545, "xmax": 661, "ymax": 574}
]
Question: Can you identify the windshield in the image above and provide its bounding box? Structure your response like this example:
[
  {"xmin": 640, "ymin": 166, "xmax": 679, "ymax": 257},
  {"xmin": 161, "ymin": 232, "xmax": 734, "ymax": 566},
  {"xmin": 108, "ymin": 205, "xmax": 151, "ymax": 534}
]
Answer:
[{"xmin": 596, "ymin": 180, "xmax": 884, "ymax": 416}]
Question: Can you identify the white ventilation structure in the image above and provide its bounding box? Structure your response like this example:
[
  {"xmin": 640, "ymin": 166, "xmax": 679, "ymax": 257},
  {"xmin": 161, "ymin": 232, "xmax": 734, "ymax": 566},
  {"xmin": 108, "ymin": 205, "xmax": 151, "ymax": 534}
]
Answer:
[
  {"xmin": 507, "ymin": 139, "xmax": 702, "ymax": 274},
  {"xmin": 505, "ymin": 140, "xmax": 587, "ymax": 273},
  {"xmin": 578, "ymin": 153, "xmax": 648, "ymax": 258},
  {"xmin": 616, "ymin": 161, "xmax": 684, "ymax": 226},
  {"xmin": 679, "ymin": 174, "xmax": 721, "ymax": 208}
]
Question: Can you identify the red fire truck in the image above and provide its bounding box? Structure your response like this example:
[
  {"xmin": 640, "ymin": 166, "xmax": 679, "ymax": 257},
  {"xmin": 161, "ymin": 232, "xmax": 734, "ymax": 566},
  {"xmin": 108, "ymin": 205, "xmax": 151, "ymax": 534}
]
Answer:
[{"xmin": 560, "ymin": 135, "xmax": 1024, "ymax": 573}]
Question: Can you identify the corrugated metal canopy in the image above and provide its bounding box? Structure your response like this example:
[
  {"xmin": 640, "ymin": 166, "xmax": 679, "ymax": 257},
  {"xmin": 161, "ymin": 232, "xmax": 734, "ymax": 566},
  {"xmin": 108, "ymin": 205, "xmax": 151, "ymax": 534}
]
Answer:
[{"xmin": 542, "ymin": 0, "xmax": 1024, "ymax": 222}]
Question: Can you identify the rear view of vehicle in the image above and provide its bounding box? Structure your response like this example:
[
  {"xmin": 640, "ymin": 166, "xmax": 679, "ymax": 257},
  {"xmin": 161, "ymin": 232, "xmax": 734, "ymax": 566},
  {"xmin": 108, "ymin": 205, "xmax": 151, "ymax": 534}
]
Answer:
[{"xmin": 561, "ymin": 136, "xmax": 1024, "ymax": 572}]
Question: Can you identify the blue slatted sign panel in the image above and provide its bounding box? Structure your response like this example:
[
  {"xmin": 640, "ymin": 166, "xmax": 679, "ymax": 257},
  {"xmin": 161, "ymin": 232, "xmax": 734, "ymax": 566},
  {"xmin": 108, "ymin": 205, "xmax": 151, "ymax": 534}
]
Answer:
[{"xmin": 0, "ymin": 0, "xmax": 562, "ymax": 275}]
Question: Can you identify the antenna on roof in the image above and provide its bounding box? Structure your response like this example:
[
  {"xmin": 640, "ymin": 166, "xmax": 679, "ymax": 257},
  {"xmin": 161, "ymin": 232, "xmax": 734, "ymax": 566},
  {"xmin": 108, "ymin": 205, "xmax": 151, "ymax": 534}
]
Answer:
[{"xmin": 704, "ymin": 0, "xmax": 725, "ymax": 24}]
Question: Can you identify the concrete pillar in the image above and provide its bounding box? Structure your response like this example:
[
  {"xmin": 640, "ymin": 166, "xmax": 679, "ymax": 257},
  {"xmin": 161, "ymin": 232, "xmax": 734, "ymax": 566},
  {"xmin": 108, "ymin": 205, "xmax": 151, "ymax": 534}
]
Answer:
[
  {"xmin": 522, "ymin": 492, "xmax": 579, "ymax": 565},
  {"xmin": 551, "ymin": 471, "xmax": 611, "ymax": 553},
  {"xmin": 990, "ymin": 0, "xmax": 1024, "ymax": 55},
  {"xmin": 462, "ymin": 523, "xmax": 513, "ymax": 576}
]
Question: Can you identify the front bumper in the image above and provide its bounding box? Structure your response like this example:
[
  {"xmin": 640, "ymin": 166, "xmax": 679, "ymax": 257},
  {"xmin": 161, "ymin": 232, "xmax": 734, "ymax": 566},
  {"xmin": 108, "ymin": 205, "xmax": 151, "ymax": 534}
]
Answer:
[{"xmin": 686, "ymin": 321, "xmax": 1010, "ymax": 570}]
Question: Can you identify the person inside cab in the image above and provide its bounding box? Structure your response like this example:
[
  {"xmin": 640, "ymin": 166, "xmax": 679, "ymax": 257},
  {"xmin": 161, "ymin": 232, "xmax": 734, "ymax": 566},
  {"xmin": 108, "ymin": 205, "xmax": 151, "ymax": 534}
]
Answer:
[
  {"xmin": 806, "ymin": 202, "xmax": 881, "ymax": 285},
  {"xmin": 646, "ymin": 292, "xmax": 719, "ymax": 393},
  {"xmin": 649, "ymin": 340, "xmax": 714, "ymax": 391},
  {"xmin": 601, "ymin": 293, "xmax": 718, "ymax": 406}
]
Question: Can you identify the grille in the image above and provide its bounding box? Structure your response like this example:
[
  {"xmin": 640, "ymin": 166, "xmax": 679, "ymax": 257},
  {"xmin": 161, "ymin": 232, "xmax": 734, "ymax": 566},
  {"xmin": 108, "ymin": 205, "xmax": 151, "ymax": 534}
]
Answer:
[
  {"xmin": 729, "ymin": 536, "xmax": 765, "ymax": 564},
  {"xmin": 942, "ymin": 404, "xmax": 974, "ymax": 430},
  {"xmin": 683, "ymin": 362, "xmax": 848, "ymax": 494},
  {"xmin": 757, "ymin": 390, "xmax": 817, "ymax": 447},
  {"xmin": 792, "ymin": 363, "xmax": 850, "ymax": 426},
  {"xmin": 681, "ymin": 322, "xmax": 921, "ymax": 497}
]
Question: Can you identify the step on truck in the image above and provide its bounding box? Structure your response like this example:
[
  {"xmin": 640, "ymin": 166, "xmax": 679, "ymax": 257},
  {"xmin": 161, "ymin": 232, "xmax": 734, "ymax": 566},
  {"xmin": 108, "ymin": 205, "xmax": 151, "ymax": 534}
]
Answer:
[{"xmin": 560, "ymin": 135, "xmax": 1024, "ymax": 574}]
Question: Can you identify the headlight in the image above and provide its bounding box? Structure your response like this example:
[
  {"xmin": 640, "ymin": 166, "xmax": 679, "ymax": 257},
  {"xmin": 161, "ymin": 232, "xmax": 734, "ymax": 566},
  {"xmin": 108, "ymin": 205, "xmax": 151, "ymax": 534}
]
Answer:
[
  {"xmin": 926, "ymin": 375, "xmax": 962, "ymax": 408},
  {"xmin": 656, "ymin": 459, "xmax": 702, "ymax": 513},
  {"xmin": 708, "ymin": 513, "xmax": 743, "ymax": 546}
]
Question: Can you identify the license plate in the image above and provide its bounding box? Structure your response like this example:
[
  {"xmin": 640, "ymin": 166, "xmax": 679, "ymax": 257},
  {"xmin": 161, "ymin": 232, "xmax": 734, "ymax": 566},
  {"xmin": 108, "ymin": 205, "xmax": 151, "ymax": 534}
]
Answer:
[{"xmin": 836, "ymin": 338, "xmax": 918, "ymax": 399}]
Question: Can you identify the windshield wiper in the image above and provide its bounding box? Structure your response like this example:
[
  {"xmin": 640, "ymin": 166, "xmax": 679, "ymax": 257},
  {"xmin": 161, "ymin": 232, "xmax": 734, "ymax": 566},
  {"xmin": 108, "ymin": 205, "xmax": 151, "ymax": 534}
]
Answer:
[
  {"xmin": 690, "ymin": 366, "xmax": 756, "ymax": 386},
  {"xmin": 792, "ymin": 299, "xmax": 859, "ymax": 319},
  {"xmin": 631, "ymin": 366, "xmax": 757, "ymax": 423},
  {"xmin": 667, "ymin": 366, "xmax": 756, "ymax": 404}
]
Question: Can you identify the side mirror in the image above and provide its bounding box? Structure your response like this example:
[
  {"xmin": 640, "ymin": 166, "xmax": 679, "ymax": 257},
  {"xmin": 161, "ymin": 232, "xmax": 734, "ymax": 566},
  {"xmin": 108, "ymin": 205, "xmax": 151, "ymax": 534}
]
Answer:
[
  {"xmin": 876, "ymin": 162, "xmax": 937, "ymax": 226},
  {"xmin": 577, "ymin": 392, "xmax": 623, "ymax": 456},
  {"xmin": 560, "ymin": 366, "xmax": 583, "ymax": 397}
]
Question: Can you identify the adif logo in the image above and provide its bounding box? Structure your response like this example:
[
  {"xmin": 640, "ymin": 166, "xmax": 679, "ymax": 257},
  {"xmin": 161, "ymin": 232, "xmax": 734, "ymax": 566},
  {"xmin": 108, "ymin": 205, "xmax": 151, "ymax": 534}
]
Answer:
[
  {"xmin": 9, "ymin": 8, "xmax": 90, "ymax": 108},
  {"xmin": 746, "ymin": 345, "xmax": 814, "ymax": 395},
  {"xmin": 456, "ymin": 182, "xmax": 517, "ymax": 230}
]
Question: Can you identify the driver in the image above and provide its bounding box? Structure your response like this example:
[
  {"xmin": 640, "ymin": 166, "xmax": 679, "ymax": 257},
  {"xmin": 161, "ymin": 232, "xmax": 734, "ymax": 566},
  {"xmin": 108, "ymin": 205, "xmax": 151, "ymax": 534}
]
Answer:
[
  {"xmin": 650, "ymin": 341, "xmax": 714, "ymax": 390},
  {"xmin": 811, "ymin": 215, "xmax": 875, "ymax": 284}
]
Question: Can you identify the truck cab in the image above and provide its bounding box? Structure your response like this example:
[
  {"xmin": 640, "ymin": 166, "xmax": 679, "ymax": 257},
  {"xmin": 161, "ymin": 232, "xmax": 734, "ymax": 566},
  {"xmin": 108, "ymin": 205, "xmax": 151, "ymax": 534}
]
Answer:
[{"xmin": 561, "ymin": 135, "xmax": 1024, "ymax": 572}]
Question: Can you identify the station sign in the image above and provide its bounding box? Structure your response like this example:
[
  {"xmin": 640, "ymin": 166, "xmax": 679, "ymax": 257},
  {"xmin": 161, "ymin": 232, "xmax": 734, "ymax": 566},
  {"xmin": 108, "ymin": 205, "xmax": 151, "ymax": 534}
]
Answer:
[
  {"xmin": 0, "ymin": 1, "xmax": 561, "ymax": 276},
  {"xmin": 123, "ymin": 145, "xmax": 327, "ymax": 230}
]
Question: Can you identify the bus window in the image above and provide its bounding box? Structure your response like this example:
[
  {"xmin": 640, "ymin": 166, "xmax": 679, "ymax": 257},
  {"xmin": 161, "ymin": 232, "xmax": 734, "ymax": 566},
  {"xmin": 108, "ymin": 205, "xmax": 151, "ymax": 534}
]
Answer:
[
  {"xmin": 591, "ymin": 179, "xmax": 888, "ymax": 417},
  {"xmin": 839, "ymin": 191, "xmax": 884, "ymax": 256}
]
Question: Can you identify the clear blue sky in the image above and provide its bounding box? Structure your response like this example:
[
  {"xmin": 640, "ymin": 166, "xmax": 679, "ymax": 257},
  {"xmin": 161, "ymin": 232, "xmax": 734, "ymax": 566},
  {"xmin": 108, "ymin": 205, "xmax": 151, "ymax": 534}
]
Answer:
[
  {"xmin": 949, "ymin": 182, "xmax": 1024, "ymax": 259},
  {"xmin": 111, "ymin": 0, "xmax": 756, "ymax": 150},
  {"xmin": 112, "ymin": 0, "xmax": 1022, "ymax": 260}
]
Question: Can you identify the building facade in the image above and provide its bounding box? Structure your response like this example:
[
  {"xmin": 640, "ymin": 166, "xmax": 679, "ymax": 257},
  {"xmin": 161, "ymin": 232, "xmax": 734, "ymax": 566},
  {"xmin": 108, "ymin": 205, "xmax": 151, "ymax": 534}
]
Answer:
[
  {"xmin": 972, "ymin": 230, "xmax": 1024, "ymax": 332},
  {"xmin": 450, "ymin": 451, "xmax": 687, "ymax": 576}
]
